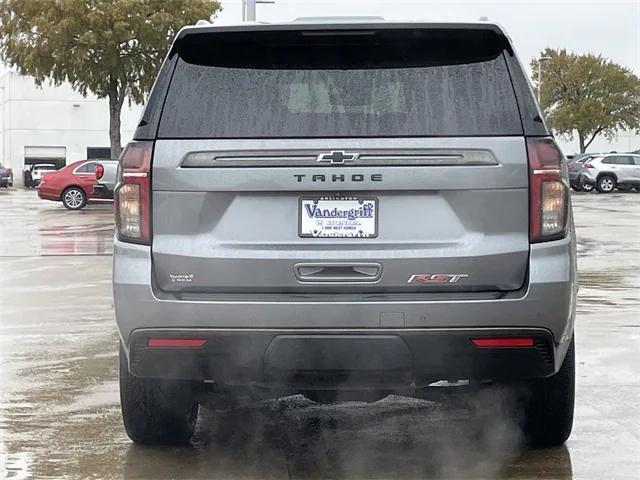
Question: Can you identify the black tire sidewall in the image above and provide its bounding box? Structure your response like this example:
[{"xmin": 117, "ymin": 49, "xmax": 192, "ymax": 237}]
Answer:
[
  {"xmin": 119, "ymin": 343, "xmax": 199, "ymax": 445},
  {"xmin": 521, "ymin": 336, "xmax": 575, "ymax": 446}
]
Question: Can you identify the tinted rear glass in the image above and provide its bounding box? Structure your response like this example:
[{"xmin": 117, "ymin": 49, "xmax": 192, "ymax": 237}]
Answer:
[{"xmin": 158, "ymin": 28, "xmax": 523, "ymax": 138}]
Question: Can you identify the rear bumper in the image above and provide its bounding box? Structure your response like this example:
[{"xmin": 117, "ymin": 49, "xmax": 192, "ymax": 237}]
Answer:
[
  {"xmin": 92, "ymin": 184, "xmax": 114, "ymax": 199},
  {"xmin": 37, "ymin": 187, "xmax": 59, "ymax": 201},
  {"xmin": 568, "ymin": 172, "xmax": 580, "ymax": 184},
  {"xmin": 114, "ymin": 232, "xmax": 577, "ymax": 385},
  {"xmin": 126, "ymin": 327, "xmax": 556, "ymax": 389}
]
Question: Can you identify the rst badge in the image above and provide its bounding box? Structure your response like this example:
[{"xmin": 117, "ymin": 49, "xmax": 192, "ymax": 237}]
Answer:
[{"xmin": 408, "ymin": 274, "xmax": 469, "ymax": 284}]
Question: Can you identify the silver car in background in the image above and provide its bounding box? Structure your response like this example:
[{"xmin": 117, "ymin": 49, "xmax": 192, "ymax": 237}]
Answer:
[
  {"xmin": 91, "ymin": 159, "xmax": 119, "ymax": 199},
  {"xmin": 581, "ymin": 153, "xmax": 640, "ymax": 192},
  {"xmin": 568, "ymin": 156, "xmax": 595, "ymax": 192},
  {"xmin": 113, "ymin": 19, "xmax": 577, "ymax": 448}
]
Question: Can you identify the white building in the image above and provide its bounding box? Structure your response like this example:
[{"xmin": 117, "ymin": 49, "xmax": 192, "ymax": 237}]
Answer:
[
  {"xmin": 0, "ymin": 70, "xmax": 143, "ymax": 186},
  {"xmin": 556, "ymin": 130, "xmax": 640, "ymax": 157}
]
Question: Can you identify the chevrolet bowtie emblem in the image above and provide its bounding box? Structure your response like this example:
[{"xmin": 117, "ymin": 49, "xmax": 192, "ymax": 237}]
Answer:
[{"xmin": 316, "ymin": 151, "xmax": 359, "ymax": 165}]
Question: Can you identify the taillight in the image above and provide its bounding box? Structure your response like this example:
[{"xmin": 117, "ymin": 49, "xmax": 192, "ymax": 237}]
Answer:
[
  {"xmin": 527, "ymin": 137, "xmax": 569, "ymax": 243},
  {"xmin": 583, "ymin": 163, "xmax": 594, "ymax": 169},
  {"xmin": 115, "ymin": 141, "xmax": 153, "ymax": 244},
  {"xmin": 95, "ymin": 164, "xmax": 104, "ymax": 180}
]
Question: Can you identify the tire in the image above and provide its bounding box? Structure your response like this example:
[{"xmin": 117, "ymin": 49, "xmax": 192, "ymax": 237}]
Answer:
[
  {"xmin": 581, "ymin": 182, "xmax": 594, "ymax": 193},
  {"xmin": 119, "ymin": 344, "xmax": 199, "ymax": 445},
  {"xmin": 61, "ymin": 187, "xmax": 87, "ymax": 210},
  {"xmin": 596, "ymin": 175, "xmax": 616, "ymax": 193},
  {"xmin": 519, "ymin": 337, "xmax": 575, "ymax": 446},
  {"xmin": 570, "ymin": 184, "xmax": 582, "ymax": 192}
]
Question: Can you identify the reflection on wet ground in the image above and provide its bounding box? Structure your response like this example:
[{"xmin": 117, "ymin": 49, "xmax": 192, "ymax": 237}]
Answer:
[
  {"xmin": 0, "ymin": 188, "xmax": 639, "ymax": 479},
  {"xmin": 0, "ymin": 189, "xmax": 114, "ymax": 256}
]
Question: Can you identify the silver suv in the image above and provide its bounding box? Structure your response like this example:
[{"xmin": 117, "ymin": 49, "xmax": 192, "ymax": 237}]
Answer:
[
  {"xmin": 114, "ymin": 20, "xmax": 577, "ymax": 447},
  {"xmin": 581, "ymin": 153, "xmax": 640, "ymax": 192}
]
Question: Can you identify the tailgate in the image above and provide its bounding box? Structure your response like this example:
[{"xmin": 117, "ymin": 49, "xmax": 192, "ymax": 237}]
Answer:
[{"xmin": 151, "ymin": 137, "xmax": 529, "ymax": 294}]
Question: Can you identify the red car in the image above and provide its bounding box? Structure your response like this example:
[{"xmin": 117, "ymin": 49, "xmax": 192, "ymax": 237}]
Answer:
[{"xmin": 37, "ymin": 159, "xmax": 101, "ymax": 210}]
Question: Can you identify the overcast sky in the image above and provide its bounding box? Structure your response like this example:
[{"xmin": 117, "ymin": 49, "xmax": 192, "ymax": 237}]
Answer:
[{"xmin": 215, "ymin": 0, "xmax": 640, "ymax": 75}]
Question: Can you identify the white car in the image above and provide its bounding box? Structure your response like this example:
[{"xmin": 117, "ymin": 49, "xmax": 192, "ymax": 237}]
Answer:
[
  {"xmin": 581, "ymin": 154, "xmax": 640, "ymax": 193},
  {"xmin": 29, "ymin": 164, "xmax": 58, "ymax": 187}
]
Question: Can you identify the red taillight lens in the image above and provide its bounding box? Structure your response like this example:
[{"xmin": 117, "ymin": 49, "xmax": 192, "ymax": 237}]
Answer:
[
  {"xmin": 583, "ymin": 163, "xmax": 594, "ymax": 169},
  {"xmin": 115, "ymin": 141, "xmax": 153, "ymax": 244},
  {"xmin": 471, "ymin": 337, "xmax": 534, "ymax": 348},
  {"xmin": 95, "ymin": 164, "xmax": 104, "ymax": 180},
  {"xmin": 527, "ymin": 137, "xmax": 569, "ymax": 243}
]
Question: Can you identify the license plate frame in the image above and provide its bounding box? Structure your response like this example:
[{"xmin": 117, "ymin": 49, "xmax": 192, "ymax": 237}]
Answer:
[{"xmin": 298, "ymin": 196, "xmax": 378, "ymax": 238}]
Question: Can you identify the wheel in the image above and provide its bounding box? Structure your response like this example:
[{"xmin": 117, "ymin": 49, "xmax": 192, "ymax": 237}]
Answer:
[
  {"xmin": 119, "ymin": 344, "xmax": 199, "ymax": 445},
  {"xmin": 581, "ymin": 182, "xmax": 594, "ymax": 192},
  {"xmin": 596, "ymin": 175, "xmax": 616, "ymax": 193},
  {"xmin": 61, "ymin": 187, "xmax": 87, "ymax": 210},
  {"xmin": 570, "ymin": 184, "xmax": 582, "ymax": 192},
  {"xmin": 519, "ymin": 337, "xmax": 575, "ymax": 446}
]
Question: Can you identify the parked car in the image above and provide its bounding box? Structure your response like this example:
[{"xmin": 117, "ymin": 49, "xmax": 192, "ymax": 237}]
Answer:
[
  {"xmin": 0, "ymin": 163, "xmax": 13, "ymax": 188},
  {"xmin": 566, "ymin": 153, "xmax": 591, "ymax": 162},
  {"xmin": 581, "ymin": 153, "xmax": 640, "ymax": 193},
  {"xmin": 115, "ymin": 19, "xmax": 577, "ymax": 447},
  {"xmin": 37, "ymin": 159, "xmax": 101, "ymax": 209},
  {"xmin": 91, "ymin": 160, "xmax": 119, "ymax": 199},
  {"xmin": 28, "ymin": 163, "xmax": 58, "ymax": 187},
  {"xmin": 568, "ymin": 156, "xmax": 595, "ymax": 192}
]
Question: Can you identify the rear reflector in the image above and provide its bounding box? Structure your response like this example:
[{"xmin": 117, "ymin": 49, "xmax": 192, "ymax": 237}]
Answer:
[
  {"xmin": 471, "ymin": 337, "xmax": 534, "ymax": 347},
  {"xmin": 147, "ymin": 338, "xmax": 207, "ymax": 348}
]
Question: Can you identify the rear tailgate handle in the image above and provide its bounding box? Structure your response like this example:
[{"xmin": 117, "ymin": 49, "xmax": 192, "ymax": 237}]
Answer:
[{"xmin": 294, "ymin": 263, "xmax": 382, "ymax": 283}]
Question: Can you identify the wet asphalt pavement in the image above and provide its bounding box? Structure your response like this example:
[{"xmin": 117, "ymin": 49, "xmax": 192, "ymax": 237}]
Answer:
[{"xmin": 0, "ymin": 188, "xmax": 638, "ymax": 479}]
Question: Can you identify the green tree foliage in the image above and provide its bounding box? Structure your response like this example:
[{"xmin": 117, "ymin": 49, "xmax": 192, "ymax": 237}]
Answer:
[
  {"xmin": 532, "ymin": 48, "xmax": 640, "ymax": 153},
  {"xmin": 0, "ymin": 0, "xmax": 220, "ymax": 158}
]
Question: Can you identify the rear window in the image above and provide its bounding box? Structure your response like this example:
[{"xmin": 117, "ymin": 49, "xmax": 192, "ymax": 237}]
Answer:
[
  {"xmin": 158, "ymin": 28, "xmax": 523, "ymax": 138},
  {"xmin": 75, "ymin": 162, "xmax": 96, "ymax": 173}
]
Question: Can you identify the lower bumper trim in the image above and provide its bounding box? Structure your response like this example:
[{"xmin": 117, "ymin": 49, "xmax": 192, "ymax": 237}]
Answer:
[{"xmin": 126, "ymin": 328, "xmax": 556, "ymax": 389}]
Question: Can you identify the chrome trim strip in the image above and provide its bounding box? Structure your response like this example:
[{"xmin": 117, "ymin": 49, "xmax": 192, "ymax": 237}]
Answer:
[{"xmin": 181, "ymin": 149, "xmax": 499, "ymax": 168}]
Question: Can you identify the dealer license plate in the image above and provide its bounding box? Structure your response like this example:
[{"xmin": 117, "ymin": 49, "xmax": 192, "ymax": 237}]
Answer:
[{"xmin": 299, "ymin": 197, "xmax": 378, "ymax": 238}]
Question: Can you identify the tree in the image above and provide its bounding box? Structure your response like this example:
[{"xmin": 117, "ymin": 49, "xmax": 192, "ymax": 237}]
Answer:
[
  {"xmin": 531, "ymin": 48, "xmax": 640, "ymax": 153},
  {"xmin": 0, "ymin": 0, "xmax": 220, "ymax": 159}
]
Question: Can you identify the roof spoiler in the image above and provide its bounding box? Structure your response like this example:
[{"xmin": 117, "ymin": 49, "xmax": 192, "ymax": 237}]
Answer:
[{"xmin": 292, "ymin": 16, "xmax": 385, "ymax": 23}]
